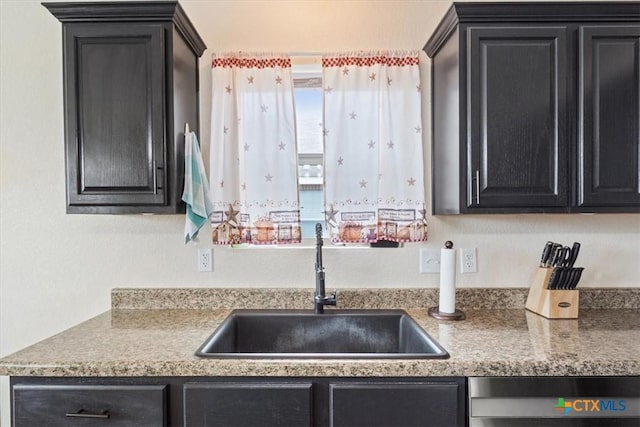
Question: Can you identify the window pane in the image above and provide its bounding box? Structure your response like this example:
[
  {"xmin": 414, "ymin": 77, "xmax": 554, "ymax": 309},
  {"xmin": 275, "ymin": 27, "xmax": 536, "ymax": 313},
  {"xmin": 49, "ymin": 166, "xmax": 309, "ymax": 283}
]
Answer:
[
  {"xmin": 292, "ymin": 57, "xmax": 324, "ymax": 238},
  {"xmin": 295, "ymin": 87, "xmax": 323, "ymax": 154}
]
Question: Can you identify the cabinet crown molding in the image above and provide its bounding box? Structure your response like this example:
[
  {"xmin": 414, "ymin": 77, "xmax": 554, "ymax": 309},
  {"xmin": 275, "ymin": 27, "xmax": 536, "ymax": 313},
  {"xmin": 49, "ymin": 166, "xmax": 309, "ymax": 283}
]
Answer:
[
  {"xmin": 43, "ymin": 1, "xmax": 206, "ymax": 56},
  {"xmin": 425, "ymin": 1, "xmax": 640, "ymax": 57}
]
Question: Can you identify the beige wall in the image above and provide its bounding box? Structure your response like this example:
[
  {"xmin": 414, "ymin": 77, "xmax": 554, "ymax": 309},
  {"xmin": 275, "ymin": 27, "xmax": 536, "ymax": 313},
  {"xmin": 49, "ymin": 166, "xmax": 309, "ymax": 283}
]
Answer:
[{"xmin": 1, "ymin": 0, "xmax": 639, "ymax": 423}]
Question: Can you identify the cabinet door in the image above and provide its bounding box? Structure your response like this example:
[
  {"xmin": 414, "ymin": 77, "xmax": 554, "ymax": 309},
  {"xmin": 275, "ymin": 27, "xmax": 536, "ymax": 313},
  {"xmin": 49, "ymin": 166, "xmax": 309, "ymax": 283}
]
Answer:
[
  {"xmin": 467, "ymin": 26, "xmax": 569, "ymax": 210},
  {"xmin": 183, "ymin": 382, "xmax": 313, "ymax": 427},
  {"xmin": 329, "ymin": 381, "xmax": 463, "ymax": 427},
  {"xmin": 63, "ymin": 23, "xmax": 166, "ymax": 211},
  {"xmin": 12, "ymin": 384, "xmax": 166, "ymax": 426},
  {"xmin": 578, "ymin": 25, "xmax": 640, "ymax": 210}
]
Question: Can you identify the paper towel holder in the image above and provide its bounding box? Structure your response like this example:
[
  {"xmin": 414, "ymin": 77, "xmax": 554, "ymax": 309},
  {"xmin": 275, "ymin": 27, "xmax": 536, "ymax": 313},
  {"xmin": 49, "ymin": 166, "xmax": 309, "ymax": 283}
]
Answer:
[
  {"xmin": 428, "ymin": 306, "xmax": 465, "ymax": 320},
  {"xmin": 429, "ymin": 240, "xmax": 465, "ymax": 320}
]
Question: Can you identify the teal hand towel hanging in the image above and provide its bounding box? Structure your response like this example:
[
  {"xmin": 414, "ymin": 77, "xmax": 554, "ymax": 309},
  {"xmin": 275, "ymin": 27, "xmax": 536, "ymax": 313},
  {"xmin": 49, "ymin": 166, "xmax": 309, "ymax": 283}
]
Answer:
[{"xmin": 182, "ymin": 129, "xmax": 213, "ymax": 243}]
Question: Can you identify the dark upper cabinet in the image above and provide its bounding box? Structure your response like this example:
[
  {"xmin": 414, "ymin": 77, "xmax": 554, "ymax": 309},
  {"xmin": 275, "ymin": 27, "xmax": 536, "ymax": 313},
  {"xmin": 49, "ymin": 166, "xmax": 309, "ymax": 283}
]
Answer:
[
  {"xmin": 44, "ymin": 2, "xmax": 206, "ymax": 214},
  {"xmin": 468, "ymin": 26, "xmax": 569, "ymax": 210},
  {"xmin": 578, "ymin": 25, "xmax": 640, "ymax": 210},
  {"xmin": 424, "ymin": 2, "xmax": 640, "ymax": 214}
]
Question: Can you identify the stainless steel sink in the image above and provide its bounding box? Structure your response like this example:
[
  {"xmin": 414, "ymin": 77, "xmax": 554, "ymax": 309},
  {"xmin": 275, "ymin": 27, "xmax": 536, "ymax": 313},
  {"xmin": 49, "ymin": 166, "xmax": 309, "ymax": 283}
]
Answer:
[{"xmin": 195, "ymin": 309, "xmax": 449, "ymax": 359}]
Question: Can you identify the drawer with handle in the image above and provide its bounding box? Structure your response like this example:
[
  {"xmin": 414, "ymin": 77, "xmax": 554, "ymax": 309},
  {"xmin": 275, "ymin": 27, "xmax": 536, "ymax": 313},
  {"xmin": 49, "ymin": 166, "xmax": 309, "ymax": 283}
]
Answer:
[{"xmin": 12, "ymin": 384, "xmax": 167, "ymax": 426}]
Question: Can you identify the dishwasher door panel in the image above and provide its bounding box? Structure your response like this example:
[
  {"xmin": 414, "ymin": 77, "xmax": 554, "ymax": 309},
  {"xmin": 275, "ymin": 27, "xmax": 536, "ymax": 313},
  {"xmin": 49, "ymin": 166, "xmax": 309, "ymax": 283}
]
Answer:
[{"xmin": 469, "ymin": 377, "xmax": 640, "ymax": 427}]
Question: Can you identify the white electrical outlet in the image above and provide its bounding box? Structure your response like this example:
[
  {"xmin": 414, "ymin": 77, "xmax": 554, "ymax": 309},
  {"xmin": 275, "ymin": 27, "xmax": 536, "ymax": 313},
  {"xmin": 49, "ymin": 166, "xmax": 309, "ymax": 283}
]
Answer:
[
  {"xmin": 419, "ymin": 248, "xmax": 441, "ymax": 273},
  {"xmin": 460, "ymin": 247, "xmax": 477, "ymax": 274},
  {"xmin": 198, "ymin": 248, "xmax": 213, "ymax": 272}
]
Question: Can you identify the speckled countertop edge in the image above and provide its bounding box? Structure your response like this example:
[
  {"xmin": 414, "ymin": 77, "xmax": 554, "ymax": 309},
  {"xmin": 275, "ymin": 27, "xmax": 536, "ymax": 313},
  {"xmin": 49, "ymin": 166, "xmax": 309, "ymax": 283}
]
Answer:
[
  {"xmin": 111, "ymin": 287, "xmax": 640, "ymax": 310},
  {"xmin": 1, "ymin": 304, "xmax": 638, "ymax": 378}
]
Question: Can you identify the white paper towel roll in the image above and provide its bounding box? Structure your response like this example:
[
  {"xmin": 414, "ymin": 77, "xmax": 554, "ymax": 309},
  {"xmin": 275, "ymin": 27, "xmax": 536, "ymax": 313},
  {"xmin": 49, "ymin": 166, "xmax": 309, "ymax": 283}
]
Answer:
[{"xmin": 439, "ymin": 244, "xmax": 456, "ymax": 314}]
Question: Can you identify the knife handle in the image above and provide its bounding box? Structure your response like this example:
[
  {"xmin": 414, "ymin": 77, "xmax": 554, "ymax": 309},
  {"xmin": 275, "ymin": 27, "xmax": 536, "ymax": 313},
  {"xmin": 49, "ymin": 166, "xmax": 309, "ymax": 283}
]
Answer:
[
  {"xmin": 546, "ymin": 243, "xmax": 562, "ymax": 267},
  {"xmin": 571, "ymin": 267, "xmax": 584, "ymax": 289},
  {"xmin": 566, "ymin": 242, "xmax": 581, "ymax": 268},
  {"xmin": 559, "ymin": 246, "xmax": 572, "ymax": 267},
  {"xmin": 551, "ymin": 247, "xmax": 565, "ymax": 267},
  {"xmin": 539, "ymin": 241, "xmax": 554, "ymax": 267},
  {"xmin": 557, "ymin": 267, "xmax": 569, "ymax": 289}
]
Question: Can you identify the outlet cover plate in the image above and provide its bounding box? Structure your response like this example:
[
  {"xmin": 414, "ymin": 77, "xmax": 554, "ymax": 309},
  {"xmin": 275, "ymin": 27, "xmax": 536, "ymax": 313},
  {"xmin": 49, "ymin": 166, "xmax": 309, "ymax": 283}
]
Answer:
[
  {"xmin": 198, "ymin": 248, "xmax": 213, "ymax": 272},
  {"xmin": 420, "ymin": 248, "xmax": 441, "ymax": 274},
  {"xmin": 460, "ymin": 247, "xmax": 477, "ymax": 274}
]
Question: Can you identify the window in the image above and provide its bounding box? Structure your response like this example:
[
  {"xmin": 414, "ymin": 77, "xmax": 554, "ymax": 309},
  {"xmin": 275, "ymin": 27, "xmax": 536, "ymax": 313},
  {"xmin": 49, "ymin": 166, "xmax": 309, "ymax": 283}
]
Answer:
[{"xmin": 292, "ymin": 57, "xmax": 324, "ymax": 239}]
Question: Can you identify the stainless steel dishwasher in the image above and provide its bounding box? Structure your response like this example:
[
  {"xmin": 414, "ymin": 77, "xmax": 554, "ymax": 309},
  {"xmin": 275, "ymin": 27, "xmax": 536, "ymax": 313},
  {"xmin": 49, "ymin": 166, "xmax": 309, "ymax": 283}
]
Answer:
[{"xmin": 469, "ymin": 377, "xmax": 639, "ymax": 426}]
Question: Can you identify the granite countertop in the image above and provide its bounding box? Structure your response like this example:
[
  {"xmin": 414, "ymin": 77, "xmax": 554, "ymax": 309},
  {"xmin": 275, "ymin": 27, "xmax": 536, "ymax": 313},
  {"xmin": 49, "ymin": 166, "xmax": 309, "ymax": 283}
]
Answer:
[{"xmin": 0, "ymin": 288, "xmax": 639, "ymax": 378}]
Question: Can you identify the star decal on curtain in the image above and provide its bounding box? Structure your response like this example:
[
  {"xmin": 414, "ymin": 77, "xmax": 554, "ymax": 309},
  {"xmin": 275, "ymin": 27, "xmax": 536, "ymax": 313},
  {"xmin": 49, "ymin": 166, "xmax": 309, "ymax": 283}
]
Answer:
[
  {"xmin": 324, "ymin": 205, "xmax": 339, "ymax": 224},
  {"xmin": 225, "ymin": 204, "xmax": 240, "ymax": 225}
]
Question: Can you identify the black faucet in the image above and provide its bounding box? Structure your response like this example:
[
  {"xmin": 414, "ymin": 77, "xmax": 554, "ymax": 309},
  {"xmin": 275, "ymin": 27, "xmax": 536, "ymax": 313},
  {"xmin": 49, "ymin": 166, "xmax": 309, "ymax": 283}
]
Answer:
[{"xmin": 314, "ymin": 223, "xmax": 336, "ymax": 313}]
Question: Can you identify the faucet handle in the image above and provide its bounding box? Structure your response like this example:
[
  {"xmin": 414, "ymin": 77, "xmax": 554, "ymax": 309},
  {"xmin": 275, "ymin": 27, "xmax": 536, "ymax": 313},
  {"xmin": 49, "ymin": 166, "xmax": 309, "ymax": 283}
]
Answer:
[{"xmin": 327, "ymin": 290, "xmax": 337, "ymax": 305}]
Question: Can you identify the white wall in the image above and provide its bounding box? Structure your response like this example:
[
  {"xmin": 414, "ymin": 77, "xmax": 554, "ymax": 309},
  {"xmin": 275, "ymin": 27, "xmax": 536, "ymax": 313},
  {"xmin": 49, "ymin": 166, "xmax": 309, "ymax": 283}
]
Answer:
[{"xmin": 1, "ymin": 0, "xmax": 639, "ymax": 423}]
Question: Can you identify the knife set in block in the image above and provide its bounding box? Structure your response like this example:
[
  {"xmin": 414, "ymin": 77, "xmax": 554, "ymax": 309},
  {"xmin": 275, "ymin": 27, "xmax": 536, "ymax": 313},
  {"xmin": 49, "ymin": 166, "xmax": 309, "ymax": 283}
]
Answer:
[
  {"xmin": 526, "ymin": 241, "xmax": 582, "ymax": 319},
  {"xmin": 526, "ymin": 267, "xmax": 579, "ymax": 319}
]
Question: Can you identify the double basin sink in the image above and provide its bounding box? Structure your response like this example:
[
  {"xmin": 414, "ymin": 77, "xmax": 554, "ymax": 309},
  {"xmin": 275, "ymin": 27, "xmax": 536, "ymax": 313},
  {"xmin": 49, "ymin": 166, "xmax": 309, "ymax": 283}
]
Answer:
[{"xmin": 196, "ymin": 309, "xmax": 449, "ymax": 359}]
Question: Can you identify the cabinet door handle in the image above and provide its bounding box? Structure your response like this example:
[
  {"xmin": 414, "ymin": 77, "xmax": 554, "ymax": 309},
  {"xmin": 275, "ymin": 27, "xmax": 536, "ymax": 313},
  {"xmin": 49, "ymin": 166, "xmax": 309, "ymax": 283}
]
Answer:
[
  {"xmin": 474, "ymin": 170, "xmax": 480, "ymax": 205},
  {"xmin": 65, "ymin": 409, "xmax": 110, "ymax": 419},
  {"xmin": 152, "ymin": 161, "xmax": 163, "ymax": 193},
  {"xmin": 152, "ymin": 160, "xmax": 158, "ymax": 194}
]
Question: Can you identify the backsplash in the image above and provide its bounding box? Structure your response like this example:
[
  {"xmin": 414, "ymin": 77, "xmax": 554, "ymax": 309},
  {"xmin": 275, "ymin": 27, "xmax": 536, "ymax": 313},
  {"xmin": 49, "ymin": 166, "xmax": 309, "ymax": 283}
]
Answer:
[{"xmin": 112, "ymin": 287, "xmax": 640, "ymax": 310}]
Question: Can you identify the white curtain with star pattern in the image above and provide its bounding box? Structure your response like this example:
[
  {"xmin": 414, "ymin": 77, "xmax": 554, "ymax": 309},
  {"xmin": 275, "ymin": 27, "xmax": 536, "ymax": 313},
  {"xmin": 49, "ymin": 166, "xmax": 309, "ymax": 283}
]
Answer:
[
  {"xmin": 322, "ymin": 51, "xmax": 427, "ymax": 243},
  {"xmin": 209, "ymin": 53, "xmax": 301, "ymax": 245}
]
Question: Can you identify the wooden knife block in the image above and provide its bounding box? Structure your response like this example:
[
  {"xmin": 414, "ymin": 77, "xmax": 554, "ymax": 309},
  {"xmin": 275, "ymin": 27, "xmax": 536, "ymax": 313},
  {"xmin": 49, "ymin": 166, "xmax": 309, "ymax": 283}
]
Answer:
[{"xmin": 526, "ymin": 267, "xmax": 579, "ymax": 319}]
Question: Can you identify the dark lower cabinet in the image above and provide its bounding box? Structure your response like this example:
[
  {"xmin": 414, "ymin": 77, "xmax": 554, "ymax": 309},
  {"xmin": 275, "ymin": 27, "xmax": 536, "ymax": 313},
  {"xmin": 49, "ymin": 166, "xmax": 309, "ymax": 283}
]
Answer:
[
  {"xmin": 330, "ymin": 381, "xmax": 463, "ymax": 427},
  {"xmin": 12, "ymin": 383, "xmax": 167, "ymax": 426},
  {"xmin": 183, "ymin": 382, "xmax": 313, "ymax": 427},
  {"xmin": 10, "ymin": 376, "xmax": 467, "ymax": 427}
]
